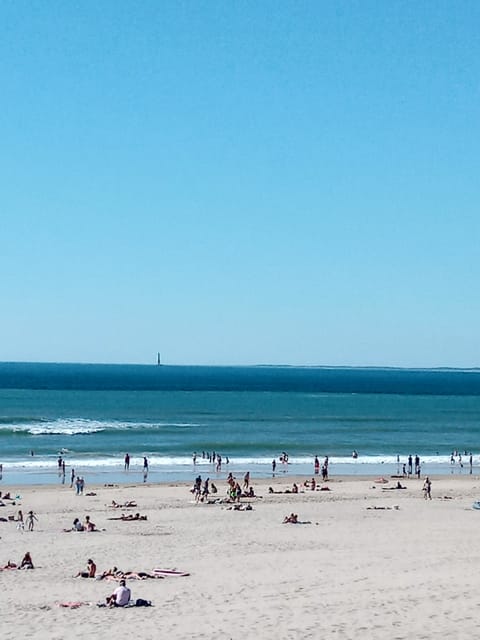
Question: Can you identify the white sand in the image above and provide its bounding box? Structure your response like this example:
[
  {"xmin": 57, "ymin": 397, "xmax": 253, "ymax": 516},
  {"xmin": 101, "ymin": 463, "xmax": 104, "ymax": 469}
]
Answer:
[{"xmin": 0, "ymin": 474, "xmax": 479, "ymax": 639}]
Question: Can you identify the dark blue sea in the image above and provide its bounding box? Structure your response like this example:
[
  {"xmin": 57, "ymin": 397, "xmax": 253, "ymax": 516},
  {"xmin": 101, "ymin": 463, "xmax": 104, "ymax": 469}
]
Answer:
[{"xmin": 1, "ymin": 363, "xmax": 480, "ymax": 485}]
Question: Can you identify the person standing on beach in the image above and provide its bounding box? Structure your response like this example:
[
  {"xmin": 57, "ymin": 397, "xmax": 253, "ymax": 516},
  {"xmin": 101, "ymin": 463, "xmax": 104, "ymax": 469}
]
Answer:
[
  {"xmin": 143, "ymin": 456, "xmax": 148, "ymax": 472},
  {"xmin": 70, "ymin": 468, "xmax": 75, "ymax": 488},
  {"xmin": 26, "ymin": 510, "xmax": 38, "ymax": 531},
  {"xmin": 272, "ymin": 459, "xmax": 276, "ymax": 475},
  {"xmin": 124, "ymin": 453, "xmax": 130, "ymax": 471},
  {"xmin": 423, "ymin": 476, "xmax": 432, "ymax": 500},
  {"xmin": 314, "ymin": 456, "xmax": 320, "ymax": 475},
  {"xmin": 75, "ymin": 476, "xmax": 85, "ymax": 495}
]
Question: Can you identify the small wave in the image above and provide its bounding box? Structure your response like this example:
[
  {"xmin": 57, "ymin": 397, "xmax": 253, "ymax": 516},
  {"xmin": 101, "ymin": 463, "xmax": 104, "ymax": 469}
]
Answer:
[
  {"xmin": 0, "ymin": 418, "xmax": 202, "ymax": 436},
  {"xmin": 0, "ymin": 453, "xmax": 466, "ymax": 472}
]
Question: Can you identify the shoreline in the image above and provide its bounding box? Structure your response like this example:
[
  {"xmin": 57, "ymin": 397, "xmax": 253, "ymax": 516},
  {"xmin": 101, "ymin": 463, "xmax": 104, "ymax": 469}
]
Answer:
[
  {"xmin": 0, "ymin": 459, "xmax": 476, "ymax": 487},
  {"xmin": 2, "ymin": 471, "xmax": 480, "ymax": 493}
]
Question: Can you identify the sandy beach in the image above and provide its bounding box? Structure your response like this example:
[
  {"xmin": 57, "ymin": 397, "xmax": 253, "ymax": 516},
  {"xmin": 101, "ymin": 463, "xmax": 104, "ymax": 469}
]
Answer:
[{"xmin": 1, "ymin": 473, "xmax": 479, "ymax": 639}]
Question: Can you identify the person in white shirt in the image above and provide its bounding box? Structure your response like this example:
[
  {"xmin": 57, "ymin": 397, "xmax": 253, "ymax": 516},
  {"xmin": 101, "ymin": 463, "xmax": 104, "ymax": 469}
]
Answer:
[{"xmin": 107, "ymin": 579, "xmax": 131, "ymax": 607}]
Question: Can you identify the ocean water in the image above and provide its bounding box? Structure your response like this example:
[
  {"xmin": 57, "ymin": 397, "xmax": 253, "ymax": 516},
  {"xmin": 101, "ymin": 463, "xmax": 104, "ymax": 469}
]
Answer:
[{"xmin": 1, "ymin": 363, "xmax": 480, "ymax": 485}]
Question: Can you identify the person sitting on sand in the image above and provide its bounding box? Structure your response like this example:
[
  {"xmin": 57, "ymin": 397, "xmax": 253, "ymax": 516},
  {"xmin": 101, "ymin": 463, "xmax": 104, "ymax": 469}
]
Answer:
[
  {"xmin": 75, "ymin": 558, "xmax": 96, "ymax": 578},
  {"xmin": 283, "ymin": 513, "xmax": 298, "ymax": 524},
  {"xmin": 106, "ymin": 579, "xmax": 131, "ymax": 607},
  {"xmin": 73, "ymin": 517, "xmax": 84, "ymax": 531},
  {"xmin": 84, "ymin": 515, "xmax": 97, "ymax": 531},
  {"xmin": 292, "ymin": 483, "xmax": 299, "ymax": 494},
  {"xmin": 19, "ymin": 552, "xmax": 34, "ymax": 569}
]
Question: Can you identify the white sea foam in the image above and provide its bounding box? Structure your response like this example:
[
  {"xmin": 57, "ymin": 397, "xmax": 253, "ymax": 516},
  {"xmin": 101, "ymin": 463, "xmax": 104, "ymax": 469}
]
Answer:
[
  {"xmin": 2, "ymin": 453, "xmax": 467, "ymax": 471},
  {"xmin": 6, "ymin": 418, "xmax": 201, "ymax": 436}
]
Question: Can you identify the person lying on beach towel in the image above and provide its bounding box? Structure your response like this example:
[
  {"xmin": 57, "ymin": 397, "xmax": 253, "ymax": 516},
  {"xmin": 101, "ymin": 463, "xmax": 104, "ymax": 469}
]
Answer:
[
  {"xmin": 366, "ymin": 505, "xmax": 400, "ymax": 510},
  {"xmin": 58, "ymin": 601, "xmax": 92, "ymax": 608},
  {"xmin": 282, "ymin": 514, "xmax": 312, "ymax": 524},
  {"xmin": 97, "ymin": 568, "xmax": 164, "ymax": 581},
  {"xmin": 97, "ymin": 566, "xmax": 123, "ymax": 580},
  {"xmin": 0, "ymin": 560, "xmax": 17, "ymax": 570},
  {"xmin": 382, "ymin": 482, "xmax": 406, "ymax": 490},
  {"xmin": 226, "ymin": 504, "xmax": 253, "ymax": 511},
  {"xmin": 269, "ymin": 487, "xmax": 287, "ymax": 494},
  {"xmin": 107, "ymin": 513, "xmax": 147, "ymax": 521},
  {"xmin": 152, "ymin": 568, "xmax": 190, "ymax": 577},
  {"xmin": 120, "ymin": 571, "xmax": 161, "ymax": 580},
  {"xmin": 110, "ymin": 500, "xmax": 137, "ymax": 509}
]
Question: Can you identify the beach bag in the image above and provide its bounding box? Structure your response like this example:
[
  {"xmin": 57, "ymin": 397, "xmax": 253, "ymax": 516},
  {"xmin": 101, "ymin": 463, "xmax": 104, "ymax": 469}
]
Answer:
[{"xmin": 135, "ymin": 599, "xmax": 152, "ymax": 607}]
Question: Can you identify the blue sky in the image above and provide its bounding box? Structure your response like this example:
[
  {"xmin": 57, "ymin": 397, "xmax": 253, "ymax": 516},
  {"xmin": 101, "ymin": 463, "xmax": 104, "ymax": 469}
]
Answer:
[{"xmin": 1, "ymin": 1, "xmax": 479, "ymax": 367}]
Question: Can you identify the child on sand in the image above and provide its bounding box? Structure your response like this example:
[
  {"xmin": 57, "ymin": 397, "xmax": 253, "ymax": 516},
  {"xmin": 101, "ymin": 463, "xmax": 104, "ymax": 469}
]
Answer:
[{"xmin": 26, "ymin": 511, "xmax": 38, "ymax": 531}]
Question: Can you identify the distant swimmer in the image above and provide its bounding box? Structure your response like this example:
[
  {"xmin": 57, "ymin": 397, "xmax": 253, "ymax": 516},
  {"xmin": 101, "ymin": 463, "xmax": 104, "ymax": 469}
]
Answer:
[{"xmin": 352, "ymin": 450, "xmax": 358, "ymax": 459}]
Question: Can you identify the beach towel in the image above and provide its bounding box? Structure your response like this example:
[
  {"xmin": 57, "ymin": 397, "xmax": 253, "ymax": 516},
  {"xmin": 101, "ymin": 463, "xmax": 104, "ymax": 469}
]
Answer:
[{"xmin": 152, "ymin": 569, "xmax": 190, "ymax": 577}]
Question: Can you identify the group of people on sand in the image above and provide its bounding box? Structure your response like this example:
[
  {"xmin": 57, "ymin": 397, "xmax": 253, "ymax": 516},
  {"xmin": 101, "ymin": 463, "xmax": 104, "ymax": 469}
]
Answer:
[
  {"xmin": 190, "ymin": 471, "xmax": 260, "ymax": 504},
  {"xmin": 65, "ymin": 515, "xmax": 97, "ymax": 532},
  {"xmin": 75, "ymin": 560, "xmax": 145, "ymax": 607},
  {"xmin": 314, "ymin": 456, "xmax": 329, "ymax": 480},
  {"xmin": 283, "ymin": 513, "xmax": 299, "ymax": 524},
  {"xmin": 191, "ymin": 475, "xmax": 218, "ymax": 502},
  {"xmin": 226, "ymin": 472, "xmax": 259, "ymax": 502},
  {"xmin": 1, "ymin": 552, "xmax": 34, "ymax": 570}
]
